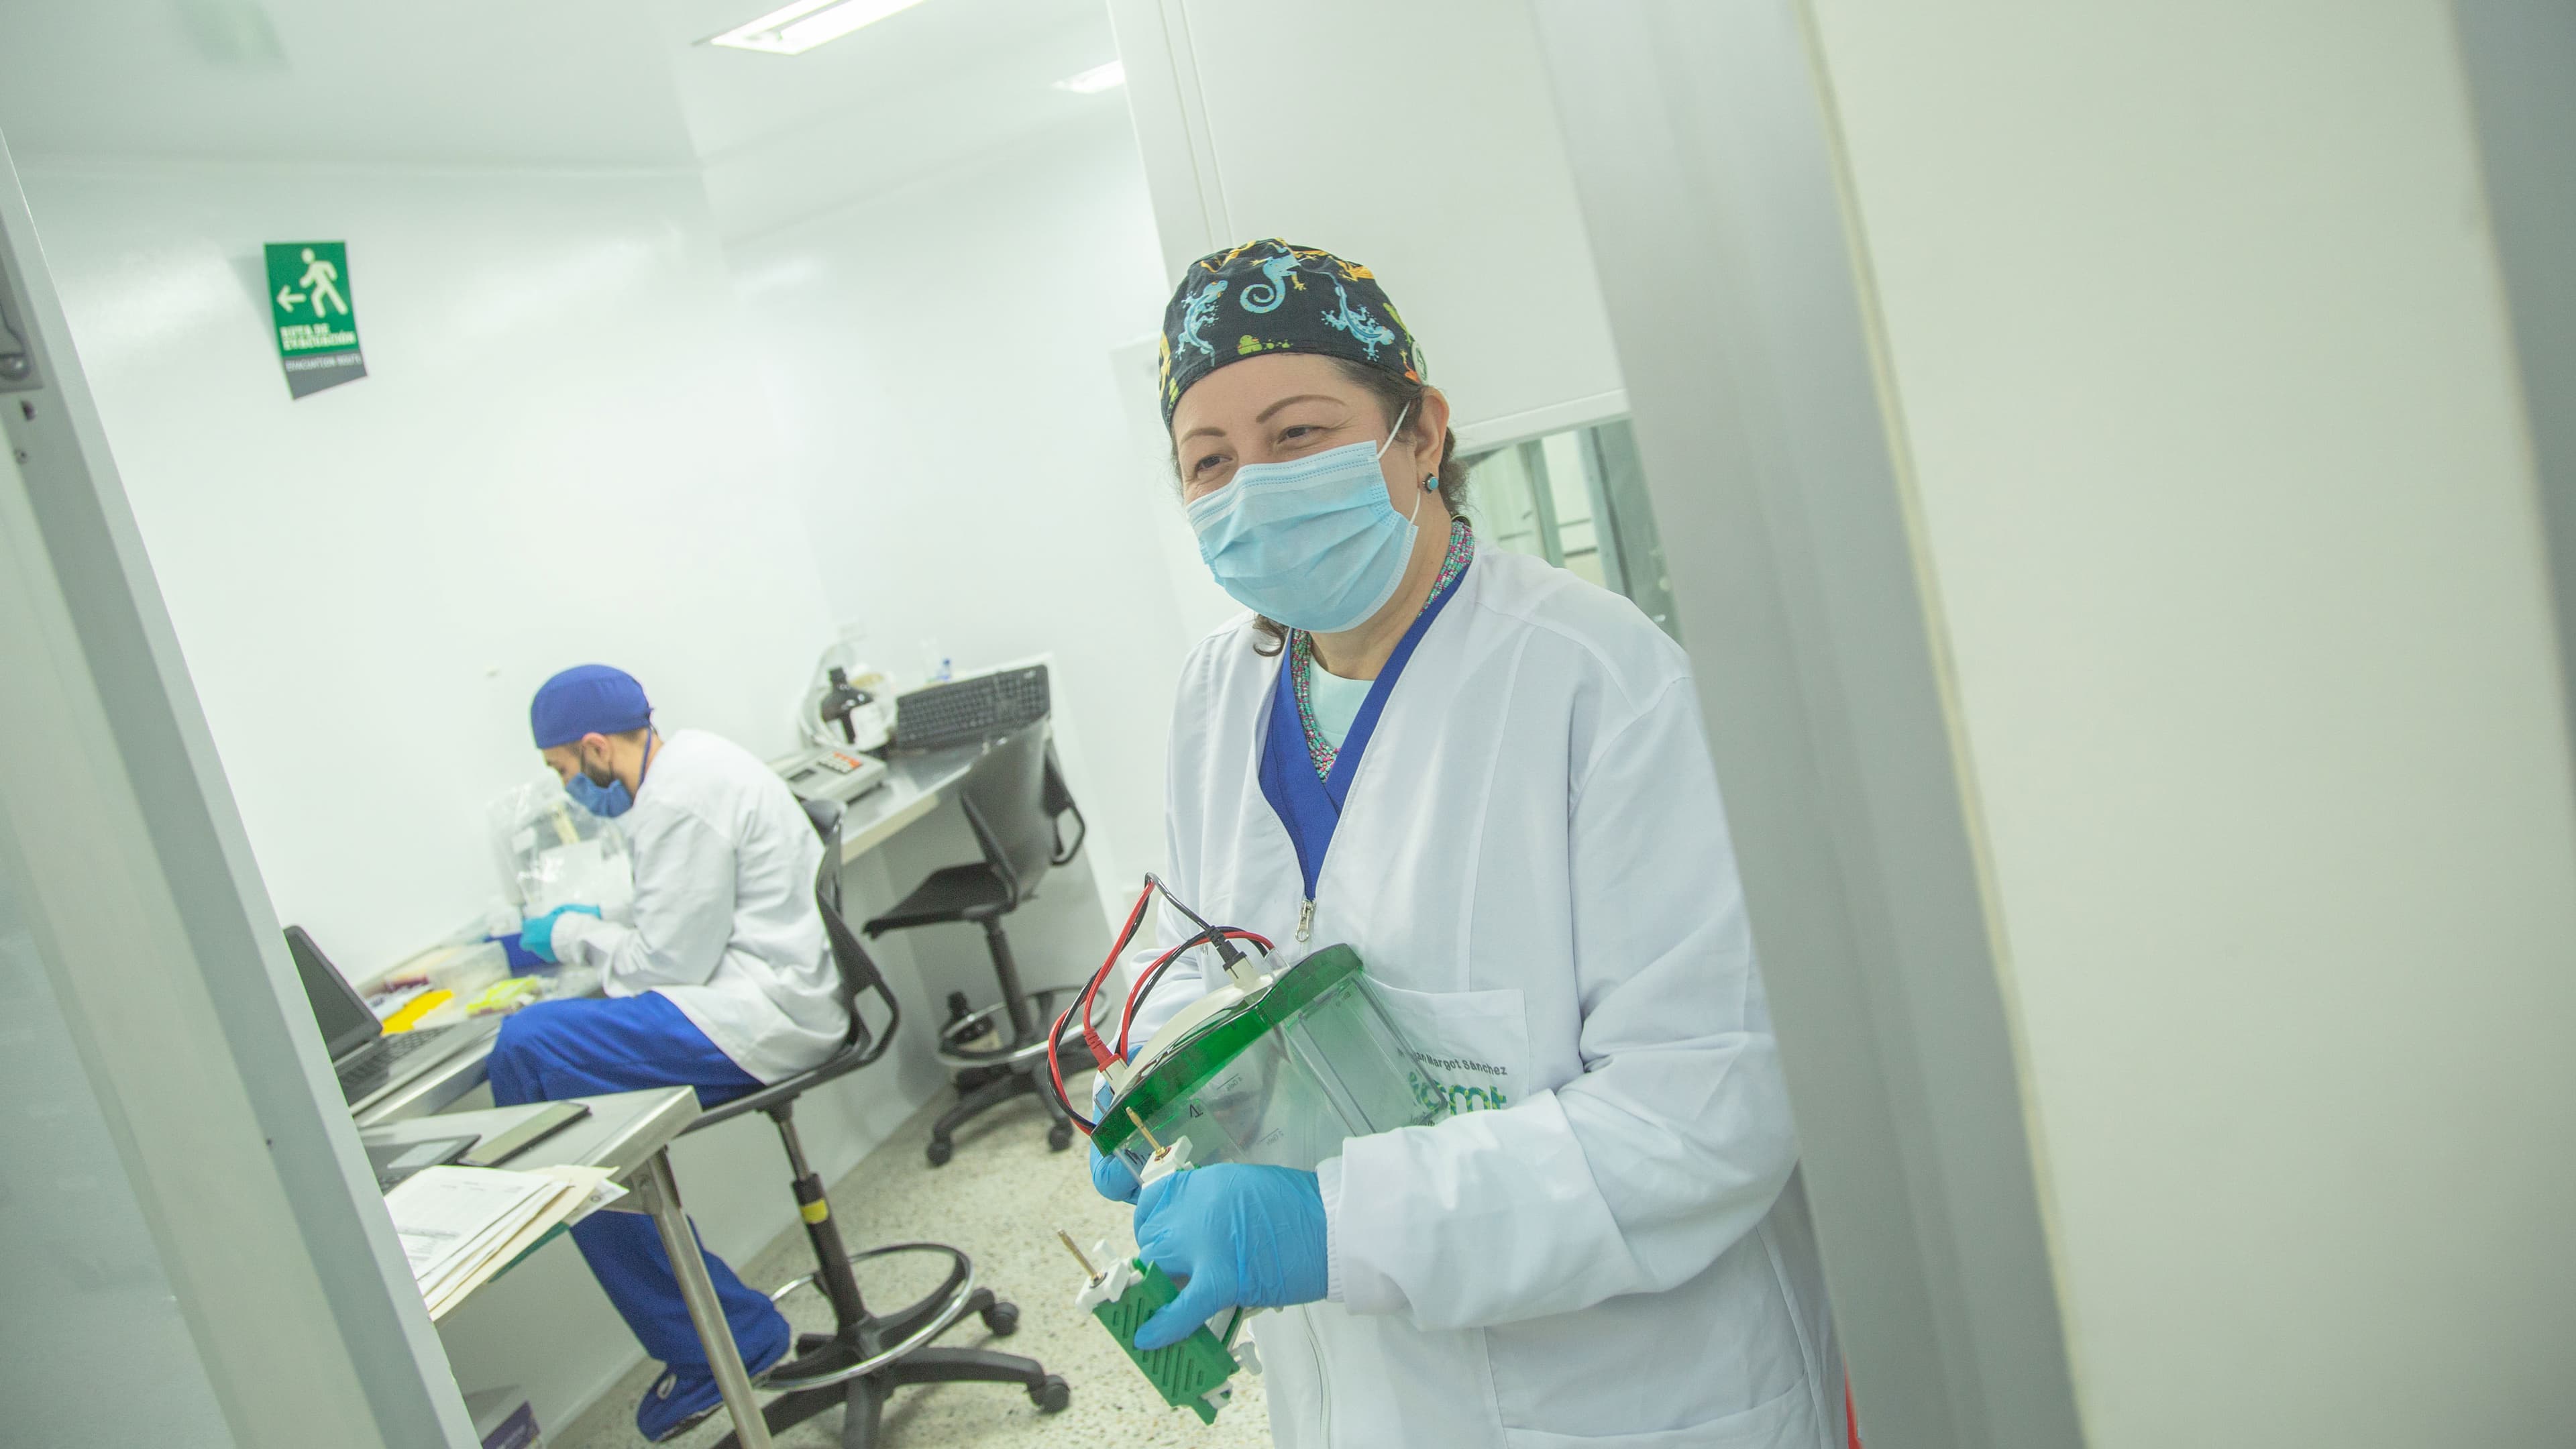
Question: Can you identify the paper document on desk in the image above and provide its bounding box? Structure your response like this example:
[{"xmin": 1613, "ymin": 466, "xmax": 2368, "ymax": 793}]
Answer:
[
  {"xmin": 386, "ymin": 1164, "xmax": 623, "ymax": 1319},
  {"xmin": 557, "ymin": 1165, "xmax": 627, "ymax": 1224}
]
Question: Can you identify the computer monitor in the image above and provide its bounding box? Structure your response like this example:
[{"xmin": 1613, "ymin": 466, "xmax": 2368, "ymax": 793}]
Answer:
[{"xmin": 284, "ymin": 925, "xmax": 382, "ymax": 1063}]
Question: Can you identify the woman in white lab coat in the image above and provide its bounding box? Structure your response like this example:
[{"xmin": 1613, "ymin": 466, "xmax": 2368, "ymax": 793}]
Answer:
[{"xmin": 1102, "ymin": 239, "xmax": 1845, "ymax": 1448}]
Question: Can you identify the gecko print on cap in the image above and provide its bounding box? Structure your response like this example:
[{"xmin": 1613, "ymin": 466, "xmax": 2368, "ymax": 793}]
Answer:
[
  {"xmin": 1239, "ymin": 250, "xmax": 1303, "ymax": 313},
  {"xmin": 1158, "ymin": 239, "xmax": 1428, "ymax": 423},
  {"xmin": 1175, "ymin": 278, "xmax": 1228, "ymax": 361},
  {"xmin": 1320, "ymin": 280, "xmax": 1397, "ymax": 361}
]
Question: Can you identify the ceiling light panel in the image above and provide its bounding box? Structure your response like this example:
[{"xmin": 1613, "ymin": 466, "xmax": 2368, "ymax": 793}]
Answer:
[{"xmin": 705, "ymin": 0, "xmax": 931, "ymax": 56}]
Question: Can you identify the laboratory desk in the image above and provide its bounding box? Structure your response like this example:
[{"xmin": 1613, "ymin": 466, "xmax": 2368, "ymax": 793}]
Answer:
[
  {"xmin": 354, "ymin": 741, "xmax": 994, "ymax": 1130},
  {"xmin": 831, "ymin": 740, "xmax": 990, "ymax": 862},
  {"xmin": 366, "ymin": 1088, "xmax": 777, "ymax": 1449}
]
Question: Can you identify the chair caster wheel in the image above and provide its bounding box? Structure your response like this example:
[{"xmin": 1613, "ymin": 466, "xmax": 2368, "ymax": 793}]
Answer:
[
  {"xmin": 1030, "ymin": 1375, "xmax": 1071, "ymax": 1413},
  {"xmin": 981, "ymin": 1300, "xmax": 1020, "ymax": 1336},
  {"xmin": 926, "ymin": 1138, "xmax": 955, "ymax": 1167},
  {"xmin": 1046, "ymin": 1122, "xmax": 1074, "ymax": 1152}
]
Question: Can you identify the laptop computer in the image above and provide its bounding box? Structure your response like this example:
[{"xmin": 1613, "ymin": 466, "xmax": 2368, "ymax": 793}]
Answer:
[{"xmin": 285, "ymin": 925, "xmax": 497, "ymax": 1113}]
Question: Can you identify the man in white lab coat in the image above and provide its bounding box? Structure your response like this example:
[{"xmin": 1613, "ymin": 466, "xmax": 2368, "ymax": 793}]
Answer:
[{"xmin": 489, "ymin": 663, "xmax": 846, "ymax": 1442}]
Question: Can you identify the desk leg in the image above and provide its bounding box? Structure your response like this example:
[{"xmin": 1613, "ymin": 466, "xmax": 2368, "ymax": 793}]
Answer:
[{"xmin": 634, "ymin": 1152, "xmax": 774, "ymax": 1449}]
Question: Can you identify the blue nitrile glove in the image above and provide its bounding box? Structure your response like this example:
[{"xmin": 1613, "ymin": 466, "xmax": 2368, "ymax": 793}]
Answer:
[
  {"xmin": 1130, "ymin": 1163, "xmax": 1327, "ymax": 1350},
  {"xmin": 520, "ymin": 904, "xmax": 600, "ymax": 964},
  {"xmin": 1089, "ymin": 1077, "xmax": 1140, "ymax": 1203}
]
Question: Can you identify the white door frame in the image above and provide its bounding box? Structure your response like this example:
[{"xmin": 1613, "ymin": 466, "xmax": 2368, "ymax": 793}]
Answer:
[
  {"xmin": 1527, "ymin": 5, "xmax": 2088, "ymax": 1445},
  {"xmin": 0, "ymin": 135, "xmax": 474, "ymax": 1449},
  {"xmin": 2455, "ymin": 0, "xmax": 2576, "ymax": 761}
]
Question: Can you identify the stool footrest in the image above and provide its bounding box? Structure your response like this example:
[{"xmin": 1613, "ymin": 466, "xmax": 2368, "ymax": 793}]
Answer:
[
  {"xmin": 763, "ymin": 1242, "xmax": 979, "ymax": 1392},
  {"xmin": 932, "ymin": 987, "xmax": 1082, "ymax": 1071}
]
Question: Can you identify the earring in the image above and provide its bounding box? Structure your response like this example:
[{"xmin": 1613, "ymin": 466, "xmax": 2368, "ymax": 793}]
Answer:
[{"xmin": 1424, "ymin": 474, "xmax": 1439, "ymax": 490}]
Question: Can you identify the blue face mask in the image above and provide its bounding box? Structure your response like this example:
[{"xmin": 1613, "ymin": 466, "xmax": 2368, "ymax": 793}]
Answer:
[
  {"xmin": 566, "ymin": 771, "xmax": 631, "ymax": 818},
  {"xmin": 1187, "ymin": 405, "xmax": 1432, "ymax": 634},
  {"xmin": 564, "ymin": 732, "xmax": 653, "ymax": 818}
]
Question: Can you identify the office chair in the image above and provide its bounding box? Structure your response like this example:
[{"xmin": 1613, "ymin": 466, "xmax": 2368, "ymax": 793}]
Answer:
[
  {"xmin": 863, "ymin": 724, "xmax": 1085, "ymax": 1167},
  {"xmin": 692, "ymin": 797, "xmax": 1069, "ymax": 1448}
]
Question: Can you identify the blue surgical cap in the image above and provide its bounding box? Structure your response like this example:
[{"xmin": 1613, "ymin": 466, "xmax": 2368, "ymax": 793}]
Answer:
[{"xmin": 531, "ymin": 664, "xmax": 652, "ymax": 749}]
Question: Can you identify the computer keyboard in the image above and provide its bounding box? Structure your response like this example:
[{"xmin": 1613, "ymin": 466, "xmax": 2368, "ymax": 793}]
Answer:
[
  {"xmin": 337, "ymin": 1025, "xmax": 453, "ymax": 1106},
  {"xmin": 893, "ymin": 665, "xmax": 1051, "ymax": 753}
]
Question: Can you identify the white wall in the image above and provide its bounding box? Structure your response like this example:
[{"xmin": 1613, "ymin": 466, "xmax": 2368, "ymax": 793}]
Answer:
[
  {"xmin": 1111, "ymin": 0, "xmax": 1627, "ymax": 443},
  {"xmin": 17, "ymin": 160, "xmax": 838, "ymax": 981},
  {"xmin": 721, "ymin": 107, "xmax": 1205, "ymax": 897},
  {"xmin": 1806, "ymin": 4, "xmax": 2576, "ymax": 1443}
]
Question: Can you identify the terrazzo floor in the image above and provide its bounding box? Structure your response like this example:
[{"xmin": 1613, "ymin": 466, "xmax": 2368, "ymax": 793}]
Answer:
[{"xmin": 553, "ymin": 1078, "xmax": 1270, "ymax": 1449}]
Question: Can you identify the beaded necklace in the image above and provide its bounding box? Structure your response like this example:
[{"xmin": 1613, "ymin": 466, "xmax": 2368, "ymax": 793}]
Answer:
[{"xmin": 1287, "ymin": 516, "xmax": 1476, "ymax": 780}]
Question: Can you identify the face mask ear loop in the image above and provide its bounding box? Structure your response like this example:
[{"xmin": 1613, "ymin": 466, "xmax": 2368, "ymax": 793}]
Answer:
[
  {"xmin": 1374, "ymin": 400, "xmax": 1415, "ymax": 462},
  {"xmin": 1384, "ymin": 399, "xmax": 1428, "ymax": 529}
]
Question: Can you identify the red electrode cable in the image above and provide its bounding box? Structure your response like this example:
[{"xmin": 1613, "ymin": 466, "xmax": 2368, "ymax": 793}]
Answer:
[
  {"xmin": 1116, "ymin": 928, "xmax": 1271, "ymax": 1060},
  {"xmin": 1042, "ymin": 877, "xmax": 1271, "ymax": 1136}
]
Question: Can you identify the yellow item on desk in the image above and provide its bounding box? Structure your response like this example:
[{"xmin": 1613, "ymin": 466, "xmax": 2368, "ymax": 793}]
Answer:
[
  {"xmin": 465, "ymin": 976, "xmax": 546, "ymax": 1016},
  {"xmin": 383, "ymin": 989, "xmax": 455, "ymax": 1033}
]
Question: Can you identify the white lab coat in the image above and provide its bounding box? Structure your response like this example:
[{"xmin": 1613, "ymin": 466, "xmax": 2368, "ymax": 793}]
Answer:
[
  {"xmin": 1130, "ymin": 551, "xmax": 1842, "ymax": 1448},
  {"xmin": 551, "ymin": 729, "xmax": 846, "ymax": 1083}
]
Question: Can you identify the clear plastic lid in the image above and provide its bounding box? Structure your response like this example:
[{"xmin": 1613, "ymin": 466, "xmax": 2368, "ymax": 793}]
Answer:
[{"xmin": 1093, "ymin": 944, "xmax": 1367, "ymax": 1159}]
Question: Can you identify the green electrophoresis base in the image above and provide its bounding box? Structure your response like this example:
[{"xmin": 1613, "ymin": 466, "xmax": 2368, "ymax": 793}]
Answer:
[{"xmin": 1091, "ymin": 1258, "xmax": 1237, "ymax": 1424}]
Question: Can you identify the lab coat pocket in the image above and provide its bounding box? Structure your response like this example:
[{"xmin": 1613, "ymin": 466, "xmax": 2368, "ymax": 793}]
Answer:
[
  {"xmin": 1364, "ymin": 979, "xmax": 1530, "ymax": 1117},
  {"xmin": 1498, "ymin": 1380, "xmax": 1816, "ymax": 1448},
  {"xmin": 1488, "ymin": 1238, "xmax": 1817, "ymax": 1447}
]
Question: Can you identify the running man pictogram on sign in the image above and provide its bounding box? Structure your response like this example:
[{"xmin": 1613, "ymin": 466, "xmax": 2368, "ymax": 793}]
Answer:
[{"xmin": 276, "ymin": 246, "xmax": 349, "ymax": 319}]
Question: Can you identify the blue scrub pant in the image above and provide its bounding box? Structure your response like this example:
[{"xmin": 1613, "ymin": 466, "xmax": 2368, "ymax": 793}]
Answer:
[{"xmin": 486, "ymin": 993, "xmax": 790, "ymax": 1377}]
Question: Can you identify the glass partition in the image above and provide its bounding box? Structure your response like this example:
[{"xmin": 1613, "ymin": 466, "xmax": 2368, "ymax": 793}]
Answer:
[{"xmin": 1464, "ymin": 417, "xmax": 1679, "ymax": 640}]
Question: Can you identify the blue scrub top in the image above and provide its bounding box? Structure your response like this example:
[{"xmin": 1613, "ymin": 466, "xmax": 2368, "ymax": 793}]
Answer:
[{"xmin": 1257, "ymin": 559, "xmax": 1472, "ymax": 906}]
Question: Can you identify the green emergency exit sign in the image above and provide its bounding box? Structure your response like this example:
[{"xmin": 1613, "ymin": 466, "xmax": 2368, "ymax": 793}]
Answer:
[{"xmin": 263, "ymin": 240, "xmax": 366, "ymax": 398}]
